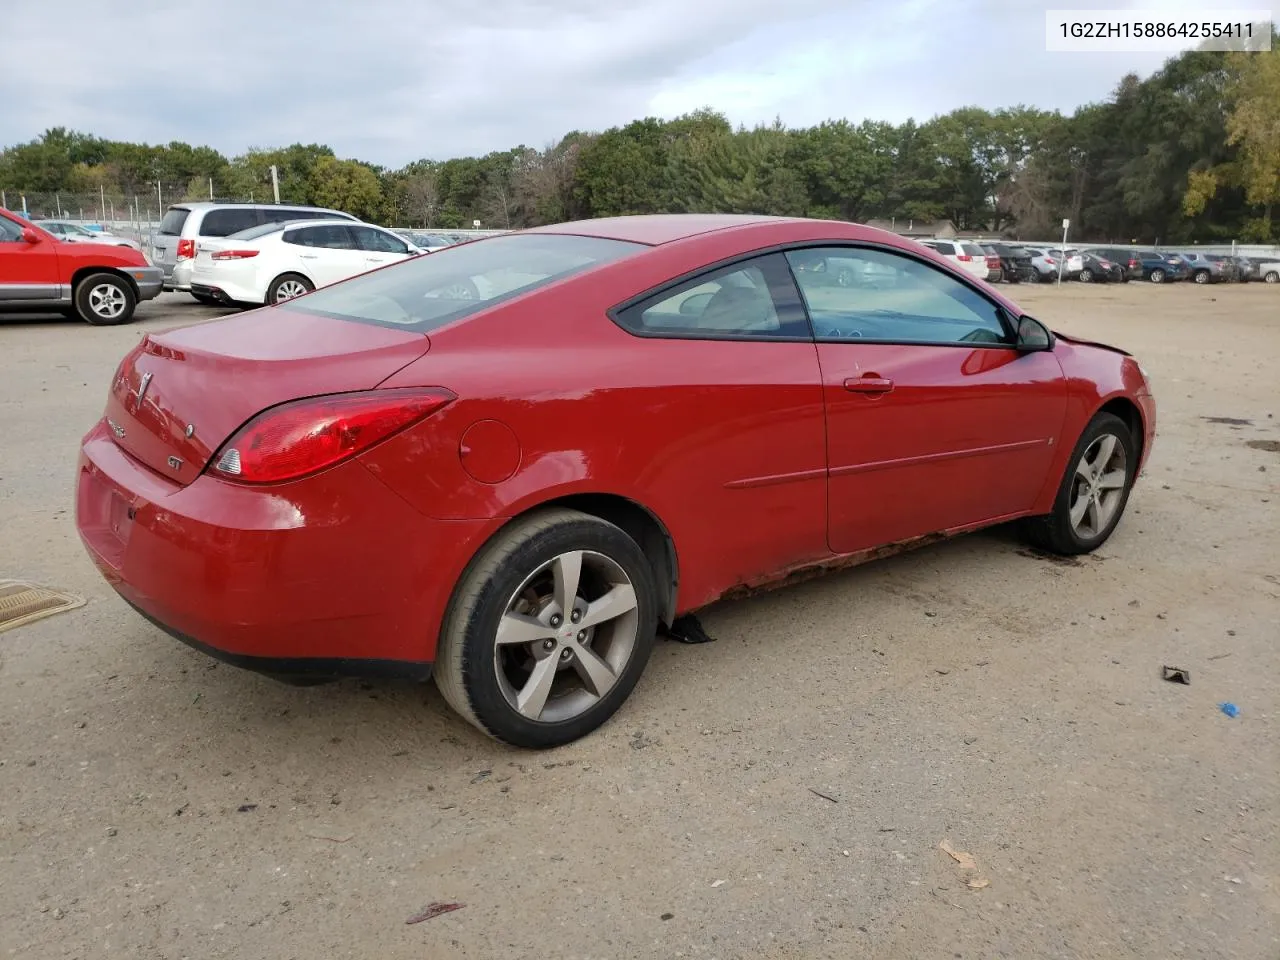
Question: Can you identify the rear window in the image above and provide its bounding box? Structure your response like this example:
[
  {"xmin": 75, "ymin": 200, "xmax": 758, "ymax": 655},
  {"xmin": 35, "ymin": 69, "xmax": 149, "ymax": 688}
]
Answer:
[
  {"xmin": 199, "ymin": 208, "xmax": 263, "ymax": 237},
  {"xmin": 961, "ymin": 243, "xmax": 987, "ymax": 257},
  {"xmin": 278, "ymin": 233, "xmax": 647, "ymax": 332},
  {"xmin": 158, "ymin": 207, "xmax": 191, "ymax": 236},
  {"xmin": 928, "ymin": 241, "xmax": 956, "ymax": 255}
]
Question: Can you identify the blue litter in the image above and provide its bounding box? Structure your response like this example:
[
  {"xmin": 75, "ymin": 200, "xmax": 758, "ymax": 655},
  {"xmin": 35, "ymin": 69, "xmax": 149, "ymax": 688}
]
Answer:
[{"xmin": 1219, "ymin": 702, "xmax": 1240, "ymax": 718}]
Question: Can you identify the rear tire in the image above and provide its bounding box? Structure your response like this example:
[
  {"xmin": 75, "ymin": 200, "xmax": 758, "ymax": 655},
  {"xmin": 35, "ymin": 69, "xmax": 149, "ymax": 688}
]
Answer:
[
  {"xmin": 267, "ymin": 273, "xmax": 314, "ymax": 304},
  {"xmin": 1265, "ymin": 271, "xmax": 1279, "ymax": 284},
  {"xmin": 74, "ymin": 273, "xmax": 136, "ymax": 325},
  {"xmin": 1149, "ymin": 268, "xmax": 1165, "ymax": 283},
  {"xmin": 1020, "ymin": 412, "xmax": 1137, "ymax": 556},
  {"xmin": 1193, "ymin": 270, "xmax": 1210, "ymax": 284},
  {"xmin": 1078, "ymin": 269, "xmax": 1093, "ymax": 283},
  {"xmin": 435, "ymin": 508, "xmax": 659, "ymax": 748}
]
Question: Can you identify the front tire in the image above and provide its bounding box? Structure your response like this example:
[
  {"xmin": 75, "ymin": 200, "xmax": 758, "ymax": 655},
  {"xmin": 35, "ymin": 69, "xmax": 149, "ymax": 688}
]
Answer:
[
  {"xmin": 1078, "ymin": 269, "xmax": 1093, "ymax": 283},
  {"xmin": 74, "ymin": 273, "xmax": 136, "ymax": 325},
  {"xmin": 434, "ymin": 508, "xmax": 659, "ymax": 748},
  {"xmin": 1021, "ymin": 413, "xmax": 1137, "ymax": 556},
  {"xmin": 1149, "ymin": 268, "xmax": 1166, "ymax": 283},
  {"xmin": 1193, "ymin": 270, "xmax": 1210, "ymax": 284},
  {"xmin": 1265, "ymin": 271, "xmax": 1279, "ymax": 284}
]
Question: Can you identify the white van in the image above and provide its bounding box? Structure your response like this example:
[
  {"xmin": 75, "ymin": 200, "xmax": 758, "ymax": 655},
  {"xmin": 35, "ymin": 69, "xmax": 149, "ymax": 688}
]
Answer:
[{"xmin": 152, "ymin": 202, "xmax": 359, "ymax": 302}]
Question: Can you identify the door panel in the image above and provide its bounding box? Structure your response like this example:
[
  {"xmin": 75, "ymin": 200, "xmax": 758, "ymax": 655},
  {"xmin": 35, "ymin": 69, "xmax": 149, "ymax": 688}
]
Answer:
[
  {"xmin": 817, "ymin": 342, "xmax": 1066, "ymax": 552},
  {"xmin": 0, "ymin": 218, "xmax": 61, "ymax": 298},
  {"xmin": 290, "ymin": 225, "xmax": 366, "ymax": 287},
  {"xmin": 785, "ymin": 244, "xmax": 1068, "ymax": 555}
]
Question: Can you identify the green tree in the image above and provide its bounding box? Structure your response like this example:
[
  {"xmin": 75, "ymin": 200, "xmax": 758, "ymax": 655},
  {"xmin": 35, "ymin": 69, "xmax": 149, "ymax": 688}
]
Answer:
[{"xmin": 306, "ymin": 156, "xmax": 384, "ymax": 219}]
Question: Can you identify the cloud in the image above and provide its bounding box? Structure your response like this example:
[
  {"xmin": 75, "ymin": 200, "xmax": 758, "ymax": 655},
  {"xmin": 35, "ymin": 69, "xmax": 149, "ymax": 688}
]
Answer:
[{"xmin": 0, "ymin": 0, "xmax": 1180, "ymax": 167}]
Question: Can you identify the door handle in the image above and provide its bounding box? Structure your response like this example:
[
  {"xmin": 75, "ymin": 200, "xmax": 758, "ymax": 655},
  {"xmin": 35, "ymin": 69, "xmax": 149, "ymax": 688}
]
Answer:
[
  {"xmin": 843, "ymin": 376, "xmax": 894, "ymax": 394},
  {"xmin": 299, "ymin": 253, "xmax": 318, "ymax": 259}
]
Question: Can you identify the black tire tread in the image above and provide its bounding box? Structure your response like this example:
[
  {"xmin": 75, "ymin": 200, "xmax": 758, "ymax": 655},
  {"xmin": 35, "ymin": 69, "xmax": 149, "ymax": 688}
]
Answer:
[
  {"xmin": 434, "ymin": 507, "xmax": 656, "ymax": 747},
  {"xmin": 1020, "ymin": 412, "xmax": 1136, "ymax": 556},
  {"xmin": 74, "ymin": 271, "xmax": 136, "ymax": 326}
]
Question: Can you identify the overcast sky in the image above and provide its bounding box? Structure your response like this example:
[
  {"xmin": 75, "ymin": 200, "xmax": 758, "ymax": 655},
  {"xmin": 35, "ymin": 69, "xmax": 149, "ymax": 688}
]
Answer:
[{"xmin": 0, "ymin": 0, "xmax": 1213, "ymax": 167}]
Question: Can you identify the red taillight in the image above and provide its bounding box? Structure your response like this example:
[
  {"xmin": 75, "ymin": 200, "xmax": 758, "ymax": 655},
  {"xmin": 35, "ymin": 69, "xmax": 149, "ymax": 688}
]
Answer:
[
  {"xmin": 986, "ymin": 256, "xmax": 1000, "ymax": 268},
  {"xmin": 210, "ymin": 388, "xmax": 456, "ymax": 484},
  {"xmin": 1045, "ymin": 257, "xmax": 1056, "ymax": 265},
  {"xmin": 956, "ymin": 254, "xmax": 972, "ymax": 261},
  {"xmin": 176, "ymin": 238, "xmax": 196, "ymax": 260},
  {"xmin": 211, "ymin": 249, "xmax": 260, "ymax": 260},
  {"xmin": 1128, "ymin": 258, "xmax": 1139, "ymax": 268}
]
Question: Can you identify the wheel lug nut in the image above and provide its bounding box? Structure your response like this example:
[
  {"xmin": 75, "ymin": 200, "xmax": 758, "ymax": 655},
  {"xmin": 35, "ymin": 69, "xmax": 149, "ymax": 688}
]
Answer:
[
  {"xmin": 549, "ymin": 614, "xmax": 562, "ymax": 627},
  {"xmin": 542, "ymin": 639, "xmax": 555, "ymax": 651},
  {"xmin": 577, "ymin": 630, "xmax": 586, "ymax": 641},
  {"xmin": 570, "ymin": 610, "xmax": 581, "ymax": 623},
  {"xmin": 560, "ymin": 648, "xmax": 573, "ymax": 660}
]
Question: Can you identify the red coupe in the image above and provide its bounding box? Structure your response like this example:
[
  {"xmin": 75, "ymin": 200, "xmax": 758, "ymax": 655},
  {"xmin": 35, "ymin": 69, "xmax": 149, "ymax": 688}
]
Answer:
[{"xmin": 76, "ymin": 215, "xmax": 1156, "ymax": 747}]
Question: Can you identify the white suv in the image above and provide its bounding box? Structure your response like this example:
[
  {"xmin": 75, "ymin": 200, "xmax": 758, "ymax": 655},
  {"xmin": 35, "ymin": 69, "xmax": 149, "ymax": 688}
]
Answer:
[
  {"xmin": 917, "ymin": 238, "xmax": 994, "ymax": 282},
  {"xmin": 152, "ymin": 202, "xmax": 360, "ymax": 303}
]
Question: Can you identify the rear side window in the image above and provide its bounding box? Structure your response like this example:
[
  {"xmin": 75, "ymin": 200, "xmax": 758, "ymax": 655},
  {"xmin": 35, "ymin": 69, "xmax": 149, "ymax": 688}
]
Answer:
[
  {"xmin": 928, "ymin": 241, "xmax": 956, "ymax": 256},
  {"xmin": 158, "ymin": 207, "xmax": 191, "ymax": 236},
  {"xmin": 199, "ymin": 208, "xmax": 262, "ymax": 237},
  {"xmin": 351, "ymin": 226, "xmax": 409, "ymax": 254},
  {"xmin": 279, "ymin": 233, "xmax": 646, "ymax": 332},
  {"xmin": 284, "ymin": 225, "xmax": 356, "ymax": 249}
]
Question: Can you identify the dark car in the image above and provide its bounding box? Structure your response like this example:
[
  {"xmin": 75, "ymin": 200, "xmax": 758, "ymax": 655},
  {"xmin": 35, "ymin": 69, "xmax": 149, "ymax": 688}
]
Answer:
[
  {"xmin": 983, "ymin": 243, "xmax": 1037, "ymax": 283},
  {"xmin": 1077, "ymin": 252, "xmax": 1125, "ymax": 283},
  {"xmin": 1178, "ymin": 252, "xmax": 1235, "ymax": 284},
  {"xmin": 1089, "ymin": 248, "xmax": 1185, "ymax": 283}
]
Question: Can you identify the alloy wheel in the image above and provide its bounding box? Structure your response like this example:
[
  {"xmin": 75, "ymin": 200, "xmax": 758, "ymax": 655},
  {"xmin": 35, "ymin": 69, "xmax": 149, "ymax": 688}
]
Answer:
[
  {"xmin": 275, "ymin": 279, "xmax": 309, "ymax": 301},
  {"xmin": 493, "ymin": 550, "xmax": 640, "ymax": 723},
  {"xmin": 1068, "ymin": 433, "xmax": 1128, "ymax": 540},
  {"xmin": 89, "ymin": 283, "xmax": 127, "ymax": 320}
]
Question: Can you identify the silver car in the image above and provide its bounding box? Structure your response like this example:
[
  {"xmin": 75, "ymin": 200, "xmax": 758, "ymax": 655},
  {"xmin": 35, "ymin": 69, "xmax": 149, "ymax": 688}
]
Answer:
[
  {"xmin": 152, "ymin": 202, "xmax": 360, "ymax": 302},
  {"xmin": 33, "ymin": 220, "xmax": 143, "ymax": 252}
]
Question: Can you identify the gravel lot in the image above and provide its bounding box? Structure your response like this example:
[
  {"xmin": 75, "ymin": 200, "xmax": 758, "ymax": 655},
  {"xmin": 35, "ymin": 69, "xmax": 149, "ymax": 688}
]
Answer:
[{"xmin": 2, "ymin": 285, "xmax": 1277, "ymax": 960}]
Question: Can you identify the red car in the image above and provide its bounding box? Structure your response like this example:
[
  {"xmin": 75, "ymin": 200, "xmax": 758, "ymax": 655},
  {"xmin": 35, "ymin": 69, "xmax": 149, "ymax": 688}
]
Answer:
[
  {"xmin": 75, "ymin": 215, "xmax": 1156, "ymax": 747},
  {"xmin": 0, "ymin": 209, "xmax": 163, "ymax": 324}
]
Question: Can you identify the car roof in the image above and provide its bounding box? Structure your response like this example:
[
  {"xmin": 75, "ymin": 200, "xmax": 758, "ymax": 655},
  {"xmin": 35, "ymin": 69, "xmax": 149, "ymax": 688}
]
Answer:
[
  {"xmin": 169, "ymin": 201, "xmax": 347, "ymax": 212},
  {"xmin": 526, "ymin": 214, "xmax": 800, "ymax": 245}
]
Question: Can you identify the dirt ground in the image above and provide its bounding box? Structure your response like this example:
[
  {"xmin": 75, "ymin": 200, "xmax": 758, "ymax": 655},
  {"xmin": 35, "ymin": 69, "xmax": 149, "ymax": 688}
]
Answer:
[{"xmin": 2, "ymin": 282, "xmax": 1277, "ymax": 960}]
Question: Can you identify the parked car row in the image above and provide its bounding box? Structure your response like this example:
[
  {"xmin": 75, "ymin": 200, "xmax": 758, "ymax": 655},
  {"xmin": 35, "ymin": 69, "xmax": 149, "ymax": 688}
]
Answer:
[{"xmin": 921, "ymin": 237, "xmax": 1280, "ymax": 286}]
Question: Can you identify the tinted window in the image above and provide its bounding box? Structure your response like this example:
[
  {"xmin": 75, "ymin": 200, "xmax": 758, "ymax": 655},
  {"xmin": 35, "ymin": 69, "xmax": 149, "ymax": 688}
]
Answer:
[
  {"xmin": 616, "ymin": 254, "xmax": 808, "ymax": 339},
  {"xmin": 279, "ymin": 233, "xmax": 645, "ymax": 332},
  {"xmin": 199, "ymin": 208, "xmax": 262, "ymax": 237},
  {"xmin": 961, "ymin": 243, "xmax": 987, "ymax": 257},
  {"xmin": 228, "ymin": 222, "xmax": 289, "ymax": 241},
  {"xmin": 928, "ymin": 241, "xmax": 956, "ymax": 256},
  {"xmin": 288, "ymin": 225, "xmax": 355, "ymax": 249},
  {"xmin": 786, "ymin": 246, "xmax": 1010, "ymax": 346},
  {"xmin": 0, "ymin": 216, "xmax": 24, "ymax": 242},
  {"xmin": 158, "ymin": 207, "xmax": 191, "ymax": 236},
  {"xmin": 351, "ymin": 225, "xmax": 409, "ymax": 254}
]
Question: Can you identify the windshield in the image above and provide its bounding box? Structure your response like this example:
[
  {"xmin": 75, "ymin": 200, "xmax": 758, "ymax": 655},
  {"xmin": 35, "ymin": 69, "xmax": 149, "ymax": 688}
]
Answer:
[{"xmin": 277, "ymin": 232, "xmax": 647, "ymax": 332}]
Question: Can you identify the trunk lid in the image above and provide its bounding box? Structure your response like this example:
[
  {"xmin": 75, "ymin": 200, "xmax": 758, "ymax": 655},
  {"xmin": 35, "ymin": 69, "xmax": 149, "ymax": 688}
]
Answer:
[{"xmin": 102, "ymin": 309, "xmax": 431, "ymax": 486}]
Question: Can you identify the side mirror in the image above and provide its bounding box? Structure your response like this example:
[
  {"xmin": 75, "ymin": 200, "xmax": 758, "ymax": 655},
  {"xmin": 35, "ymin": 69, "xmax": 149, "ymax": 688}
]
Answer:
[
  {"xmin": 1015, "ymin": 315, "xmax": 1053, "ymax": 352},
  {"xmin": 21, "ymin": 227, "xmax": 41, "ymax": 244}
]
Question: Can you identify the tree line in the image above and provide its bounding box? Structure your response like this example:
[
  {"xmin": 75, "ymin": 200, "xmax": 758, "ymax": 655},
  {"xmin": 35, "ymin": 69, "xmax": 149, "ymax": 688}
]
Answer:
[{"xmin": 1, "ymin": 44, "xmax": 1276, "ymax": 243}]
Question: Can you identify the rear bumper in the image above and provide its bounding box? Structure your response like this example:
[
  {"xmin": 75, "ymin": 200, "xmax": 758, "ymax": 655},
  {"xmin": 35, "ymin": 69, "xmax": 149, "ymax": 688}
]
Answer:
[
  {"xmin": 163, "ymin": 259, "xmax": 193, "ymax": 292},
  {"xmin": 190, "ymin": 282, "xmax": 239, "ymax": 305},
  {"xmin": 75, "ymin": 421, "xmax": 493, "ymax": 675}
]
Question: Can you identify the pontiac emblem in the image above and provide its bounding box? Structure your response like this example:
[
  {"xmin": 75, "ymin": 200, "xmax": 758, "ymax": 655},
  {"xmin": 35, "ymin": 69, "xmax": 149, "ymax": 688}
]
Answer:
[
  {"xmin": 134, "ymin": 371, "xmax": 153, "ymax": 404},
  {"xmin": 107, "ymin": 418, "xmax": 126, "ymax": 439},
  {"xmin": 167, "ymin": 455, "xmax": 183, "ymax": 471}
]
